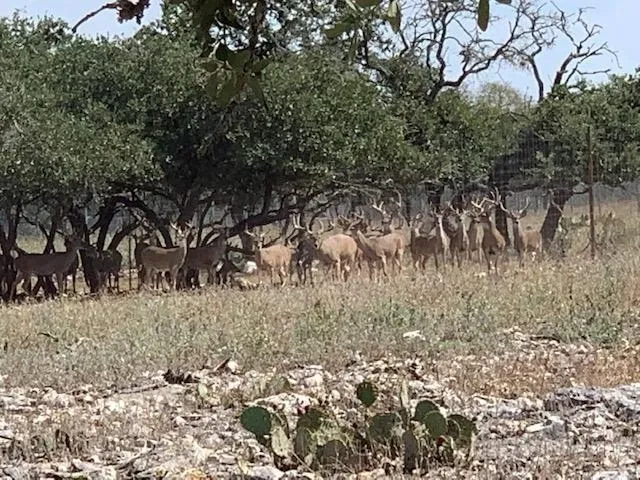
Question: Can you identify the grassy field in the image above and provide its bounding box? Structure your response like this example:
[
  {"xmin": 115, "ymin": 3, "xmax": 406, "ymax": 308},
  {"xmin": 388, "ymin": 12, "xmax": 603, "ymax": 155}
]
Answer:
[{"xmin": 1, "ymin": 200, "xmax": 639, "ymax": 396}]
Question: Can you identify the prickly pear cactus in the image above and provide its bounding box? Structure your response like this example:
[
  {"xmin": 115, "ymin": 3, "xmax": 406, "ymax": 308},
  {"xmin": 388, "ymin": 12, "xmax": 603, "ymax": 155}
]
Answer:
[{"xmin": 238, "ymin": 379, "xmax": 478, "ymax": 475}]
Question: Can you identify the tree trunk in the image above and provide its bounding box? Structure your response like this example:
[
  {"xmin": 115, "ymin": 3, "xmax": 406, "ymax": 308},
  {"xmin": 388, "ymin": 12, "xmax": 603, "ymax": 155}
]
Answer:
[
  {"xmin": 426, "ymin": 185, "xmax": 444, "ymax": 209},
  {"xmin": 232, "ymin": 207, "xmax": 253, "ymax": 252},
  {"xmin": 177, "ymin": 187, "xmax": 202, "ymax": 228},
  {"xmin": 540, "ymin": 188, "xmax": 572, "ymax": 248},
  {"xmin": 95, "ymin": 199, "xmax": 117, "ymax": 251},
  {"xmin": 68, "ymin": 208, "xmax": 101, "ymax": 294}
]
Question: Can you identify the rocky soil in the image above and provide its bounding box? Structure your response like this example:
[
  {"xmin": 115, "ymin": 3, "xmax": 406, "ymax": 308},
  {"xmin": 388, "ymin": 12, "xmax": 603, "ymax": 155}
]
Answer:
[{"xmin": 1, "ymin": 329, "xmax": 639, "ymax": 479}]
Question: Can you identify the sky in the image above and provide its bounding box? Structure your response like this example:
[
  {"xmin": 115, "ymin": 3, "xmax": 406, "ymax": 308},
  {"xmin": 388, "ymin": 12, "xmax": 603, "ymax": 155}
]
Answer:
[{"xmin": 0, "ymin": 0, "xmax": 635, "ymax": 100}]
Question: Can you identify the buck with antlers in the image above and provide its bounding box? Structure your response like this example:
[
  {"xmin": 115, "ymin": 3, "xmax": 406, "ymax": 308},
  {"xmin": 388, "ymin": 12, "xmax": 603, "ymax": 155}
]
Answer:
[
  {"xmin": 443, "ymin": 201, "xmax": 469, "ymax": 268},
  {"xmin": 370, "ymin": 191, "xmax": 406, "ymax": 235},
  {"xmin": 346, "ymin": 209, "xmax": 405, "ymax": 281},
  {"xmin": 335, "ymin": 215, "xmax": 366, "ymax": 276},
  {"xmin": 9, "ymin": 235, "xmax": 93, "ymax": 300},
  {"xmin": 139, "ymin": 222, "xmax": 192, "ymax": 291},
  {"xmin": 367, "ymin": 199, "xmax": 406, "ymax": 273},
  {"xmin": 499, "ymin": 197, "xmax": 542, "ymax": 267},
  {"xmin": 472, "ymin": 188, "xmax": 507, "ymax": 275},
  {"xmin": 409, "ymin": 206, "xmax": 450, "ymax": 271},
  {"xmin": 409, "ymin": 213, "xmax": 430, "ymax": 270},
  {"xmin": 292, "ymin": 214, "xmax": 357, "ymax": 285},
  {"xmin": 244, "ymin": 228, "xmax": 294, "ymax": 287},
  {"xmin": 466, "ymin": 203, "xmax": 484, "ymax": 263},
  {"xmin": 131, "ymin": 213, "xmax": 164, "ymax": 289}
]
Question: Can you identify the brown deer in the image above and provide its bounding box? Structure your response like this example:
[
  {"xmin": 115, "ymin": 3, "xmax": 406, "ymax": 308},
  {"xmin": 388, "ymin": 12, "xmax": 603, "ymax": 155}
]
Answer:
[
  {"xmin": 292, "ymin": 214, "xmax": 357, "ymax": 284},
  {"xmin": 179, "ymin": 230, "xmax": 228, "ymax": 288},
  {"xmin": 443, "ymin": 201, "xmax": 468, "ymax": 268},
  {"xmin": 336, "ymin": 214, "xmax": 366, "ymax": 275},
  {"xmin": 140, "ymin": 222, "xmax": 192, "ymax": 290},
  {"xmin": 367, "ymin": 200, "xmax": 406, "ymax": 275},
  {"xmin": 346, "ymin": 211, "xmax": 405, "ymax": 281},
  {"xmin": 10, "ymin": 236, "xmax": 93, "ymax": 300},
  {"xmin": 244, "ymin": 229, "xmax": 294, "ymax": 287},
  {"xmin": 499, "ymin": 197, "xmax": 543, "ymax": 267},
  {"xmin": 466, "ymin": 204, "xmax": 484, "ymax": 263},
  {"xmin": 410, "ymin": 208, "xmax": 450, "ymax": 271},
  {"xmin": 132, "ymin": 220, "xmax": 166, "ymax": 290},
  {"xmin": 409, "ymin": 213, "xmax": 430, "ymax": 271},
  {"xmin": 472, "ymin": 188, "xmax": 507, "ymax": 275}
]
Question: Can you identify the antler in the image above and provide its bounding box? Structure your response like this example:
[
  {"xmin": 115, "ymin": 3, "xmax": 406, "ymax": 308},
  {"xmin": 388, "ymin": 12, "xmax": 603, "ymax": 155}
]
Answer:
[
  {"xmin": 291, "ymin": 213, "xmax": 308, "ymax": 233},
  {"xmin": 371, "ymin": 200, "xmax": 386, "ymax": 217},
  {"xmin": 519, "ymin": 197, "xmax": 531, "ymax": 217}
]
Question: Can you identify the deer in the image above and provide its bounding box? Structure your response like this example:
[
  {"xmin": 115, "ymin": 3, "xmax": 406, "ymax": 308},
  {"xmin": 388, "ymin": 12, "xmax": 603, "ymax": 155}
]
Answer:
[
  {"xmin": 336, "ymin": 214, "xmax": 366, "ymax": 275},
  {"xmin": 62, "ymin": 237, "xmax": 80, "ymax": 294},
  {"xmin": 10, "ymin": 235, "xmax": 93, "ymax": 300},
  {"xmin": 366, "ymin": 199, "xmax": 406, "ymax": 275},
  {"xmin": 472, "ymin": 188, "xmax": 507, "ymax": 275},
  {"xmin": 371, "ymin": 196, "xmax": 405, "ymax": 234},
  {"xmin": 409, "ymin": 213, "xmax": 430, "ymax": 271},
  {"xmin": 498, "ymin": 197, "xmax": 543, "ymax": 267},
  {"xmin": 132, "ymin": 216, "xmax": 164, "ymax": 290},
  {"xmin": 244, "ymin": 229, "xmax": 294, "ymax": 287},
  {"xmin": 139, "ymin": 222, "xmax": 192, "ymax": 291},
  {"xmin": 409, "ymin": 207, "xmax": 450, "ymax": 271},
  {"xmin": 466, "ymin": 203, "xmax": 484, "ymax": 263},
  {"xmin": 345, "ymin": 210, "xmax": 405, "ymax": 281},
  {"xmin": 443, "ymin": 202, "xmax": 469, "ymax": 268},
  {"xmin": 179, "ymin": 229, "xmax": 228, "ymax": 288},
  {"xmin": 292, "ymin": 214, "xmax": 357, "ymax": 284},
  {"xmin": 95, "ymin": 247, "xmax": 123, "ymax": 292}
]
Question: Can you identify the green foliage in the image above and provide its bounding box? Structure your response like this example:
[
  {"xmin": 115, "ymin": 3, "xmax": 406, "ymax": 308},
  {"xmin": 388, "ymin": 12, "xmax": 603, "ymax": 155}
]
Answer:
[
  {"xmin": 356, "ymin": 381, "xmax": 377, "ymax": 407},
  {"xmin": 239, "ymin": 380, "xmax": 477, "ymax": 474},
  {"xmin": 381, "ymin": 58, "xmax": 523, "ymax": 185},
  {"xmin": 240, "ymin": 406, "xmax": 273, "ymax": 437},
  {"xmin": 0, "ymin": 16, "xmax": 156, "ymax": 210},
  {"xmin": 227, "ymin": 49, "xmax": 422, "ymax": 194},
  {"xmin": 510, "ymin": 78, "xmax": 640, "ymax": 191},
  {"xmin": 152, "ymin": 0, "xmax": 502, "ymax": 104}
]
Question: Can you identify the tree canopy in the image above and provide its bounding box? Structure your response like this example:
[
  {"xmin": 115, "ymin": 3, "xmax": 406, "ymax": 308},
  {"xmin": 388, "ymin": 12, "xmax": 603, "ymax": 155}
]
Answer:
[{"xmin": 0, "ymin": 0, "xmax": 638, "ymax": 294}]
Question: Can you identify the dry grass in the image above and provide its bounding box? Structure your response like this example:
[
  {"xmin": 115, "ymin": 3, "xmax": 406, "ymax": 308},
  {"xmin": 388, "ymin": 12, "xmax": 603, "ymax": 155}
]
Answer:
[{"xmin": 1, "ymin": 200, "xmax": 639, "ymax": 394}]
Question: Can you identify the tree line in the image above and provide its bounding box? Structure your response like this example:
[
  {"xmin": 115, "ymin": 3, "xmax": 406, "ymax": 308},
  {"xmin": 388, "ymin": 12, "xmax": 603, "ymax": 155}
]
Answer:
[{"xmin": 1, "ymin": 1, "xmax": 639, "ymax": 296}]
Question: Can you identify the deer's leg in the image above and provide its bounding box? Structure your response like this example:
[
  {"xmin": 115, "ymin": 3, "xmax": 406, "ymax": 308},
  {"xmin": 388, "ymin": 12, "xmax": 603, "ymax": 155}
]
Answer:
[
  {"xmin": 55, "ymin": 273, "xmax": 65, "ymax": 298},
  {"xmin": 334, "ymin": 259, "xmax": 341, "ymax": 282},
  {"xmin": 392, "ymin": 252, "xmax": 401, "ymax": 275},
  {"xmin": 343, "ymin": 262, "xmax": 351, "ymax": 282},
  {"xmin": 170, "ymin": 268, "xmax": 179, "ymax": 290},
  {"xmin": 10, "ymin": 271, "xmax": 23, "ymax": 300},
  {"xmin": 144, "ymin": 267, "xmax": 153, "ymax": 289},
  {"xmin": 380, "ymin": 256, "xmax": 389, "ymax": 279},
  {"xmin": 297, "ymin": 262, "xmax": 304, "ymax": 285}
]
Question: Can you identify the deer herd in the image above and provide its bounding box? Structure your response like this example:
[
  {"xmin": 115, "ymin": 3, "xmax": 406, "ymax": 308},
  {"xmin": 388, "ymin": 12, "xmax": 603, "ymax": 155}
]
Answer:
[{"xmin": 1, "ymin": 188, "xmax": 547, "ymax": 302}]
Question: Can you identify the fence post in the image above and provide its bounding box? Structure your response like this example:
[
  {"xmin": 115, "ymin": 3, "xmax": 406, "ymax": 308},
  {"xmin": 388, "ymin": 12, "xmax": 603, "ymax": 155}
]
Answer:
[{"xmin": 587, "ymin": 124, "xmax": 596, "ymax": 260}]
